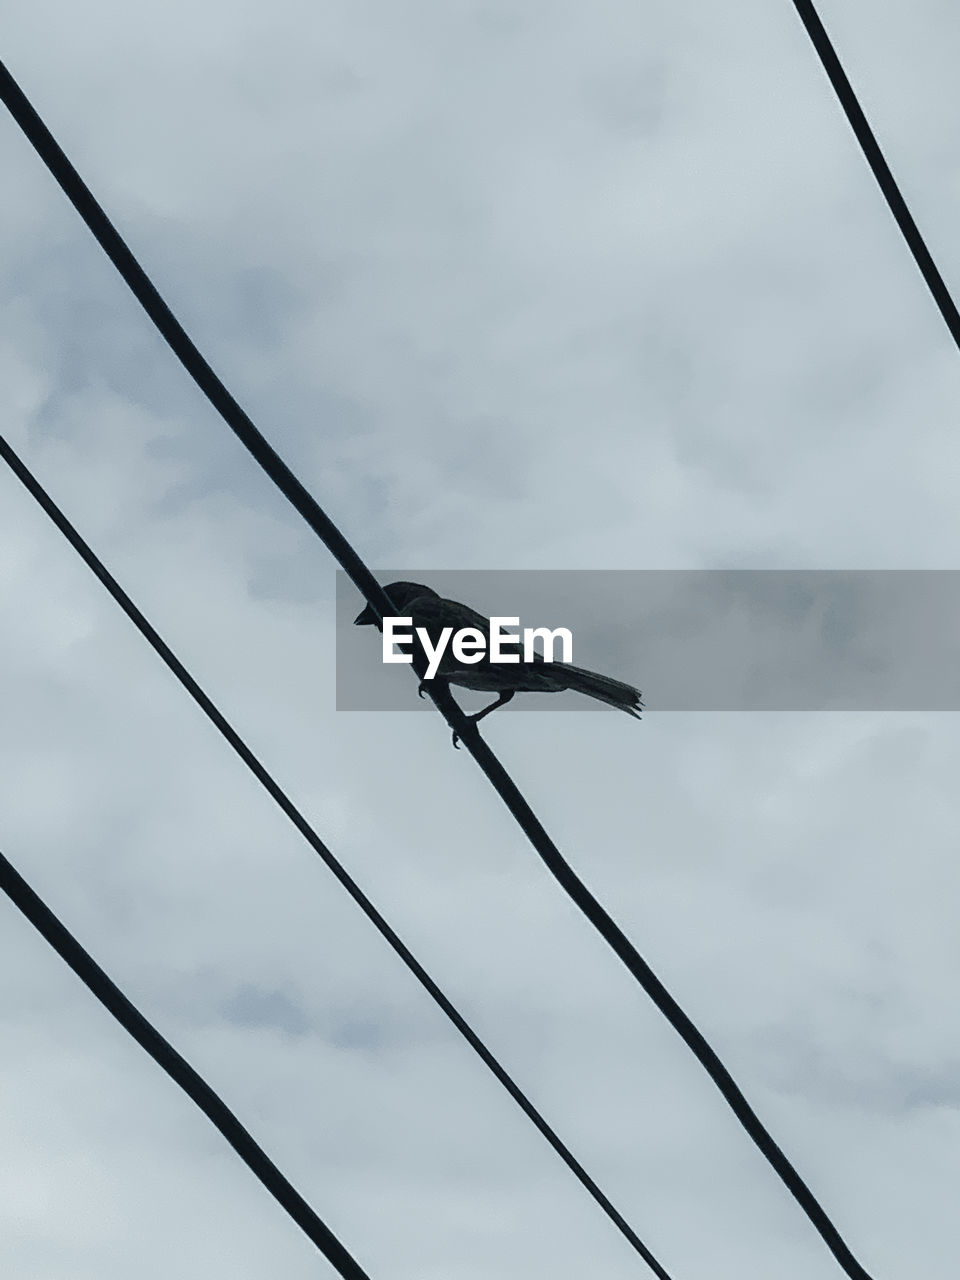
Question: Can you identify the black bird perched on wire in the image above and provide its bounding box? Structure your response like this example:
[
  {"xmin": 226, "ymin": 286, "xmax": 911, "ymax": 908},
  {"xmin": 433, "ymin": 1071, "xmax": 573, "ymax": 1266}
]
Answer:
[{"xmin": 355, "ymin": 581, "xmax": 642, "ymax": 746}]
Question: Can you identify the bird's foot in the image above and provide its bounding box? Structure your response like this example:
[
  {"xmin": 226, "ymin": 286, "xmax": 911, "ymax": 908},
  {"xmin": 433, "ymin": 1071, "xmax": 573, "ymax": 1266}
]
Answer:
[{"xmin": 450, "ymin": 716, "xmax": 481, "ymax": 747}]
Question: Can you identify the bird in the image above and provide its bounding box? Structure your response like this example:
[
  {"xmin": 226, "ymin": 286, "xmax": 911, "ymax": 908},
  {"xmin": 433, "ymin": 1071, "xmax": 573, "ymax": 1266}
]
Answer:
[{"xmin": 354, "ymin": 580, "xmax": 642, "ymax": 746}]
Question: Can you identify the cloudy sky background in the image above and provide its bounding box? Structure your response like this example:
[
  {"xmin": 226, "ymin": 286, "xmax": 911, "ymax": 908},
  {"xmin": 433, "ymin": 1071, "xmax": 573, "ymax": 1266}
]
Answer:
[{"xmin": 2, "ymin": 1, "xmax": 959, "ymax": 1276}]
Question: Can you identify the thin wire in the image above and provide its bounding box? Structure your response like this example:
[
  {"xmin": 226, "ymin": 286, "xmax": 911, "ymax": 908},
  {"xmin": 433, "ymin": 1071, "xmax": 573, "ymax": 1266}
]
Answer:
[
  {"xmin": 444, "ymin": 731, "xmax": 876, "ymax": 1280},
  {"xmin": 0, "ymin": 60, "xmax": 401, "ymax": 647},
  {"xmin": 789, "ymin": 0, "xmax": 960, "ymax": 350},
  {"xmin": 0, "ymin": 844, "xmax": 370, "ymax": 1280},
  {"xmin": 0, "ymin": 434, "xmax": 672, "ymax": 1280},
  {"xmin": 0, "ymin": 57, "xmax": 875, "ymax": 1278}
]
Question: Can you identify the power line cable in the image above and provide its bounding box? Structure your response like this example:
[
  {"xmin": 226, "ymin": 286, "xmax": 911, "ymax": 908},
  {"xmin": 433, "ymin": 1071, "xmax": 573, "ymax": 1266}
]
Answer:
[
  {"xmin": 0, "ymin": 433, "xmax": 672, "ymax": 1280},
  {"xmin": 0, "ymin": 843, "xmax": 371, "ymax": 1280},
  {"xmin": 789, "ymin": 0, "xmax": 960, "ymax": 350},
  {"xmin": 0, "ymin": 58, "xmax": 875, "ymax": 1279}
]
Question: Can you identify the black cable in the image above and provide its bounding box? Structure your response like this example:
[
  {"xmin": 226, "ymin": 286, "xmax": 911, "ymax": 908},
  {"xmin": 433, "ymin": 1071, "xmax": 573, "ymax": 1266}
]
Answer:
[
  {"xmin": 0, "ymin": 435, "xmax": 672, "ymax": 1280},
  {"xmin": 0, "ymin": 844, "xmax": 370, "ymax": 1280},
  {"xmin": 789, "ymin": 0, "xmax": 960, "ymax": 351},
  {"xmin": 440, "ymin": 733, "xmax": 876, "ymax": 1280},
  {"xmin": 0, "ymin": 61, "xmax": 404, "ymax": 648},
  {"xmin": 0, "ymin": 58, "xmax": 875, "ymax": 1278}
]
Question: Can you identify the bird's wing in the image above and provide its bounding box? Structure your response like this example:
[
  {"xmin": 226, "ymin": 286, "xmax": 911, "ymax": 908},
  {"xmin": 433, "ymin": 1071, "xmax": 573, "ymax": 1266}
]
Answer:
[
  {"xmin": 403, "ymin": 594, "xmax": 496, "ymax": 635},
  {"xmin": 432, "ymin": 595, "xmax": 492, "ymax": 631}
]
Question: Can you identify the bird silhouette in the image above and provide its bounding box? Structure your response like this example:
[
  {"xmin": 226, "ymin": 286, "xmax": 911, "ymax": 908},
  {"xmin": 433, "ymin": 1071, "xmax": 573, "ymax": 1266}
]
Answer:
[{"xmin": 355, "ymin": 581, "xmax": 642, "ymax": 746}]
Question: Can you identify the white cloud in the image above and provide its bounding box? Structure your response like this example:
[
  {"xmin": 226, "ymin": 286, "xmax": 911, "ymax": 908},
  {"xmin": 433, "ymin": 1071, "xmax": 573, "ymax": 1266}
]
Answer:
[{"xmin": 2, "ymin": 0, "xmax": 959, "ymax": 1276}]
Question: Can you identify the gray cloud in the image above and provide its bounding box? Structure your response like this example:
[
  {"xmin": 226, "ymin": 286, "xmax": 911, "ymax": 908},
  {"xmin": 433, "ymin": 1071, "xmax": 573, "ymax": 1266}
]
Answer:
[{"xmin": 2, "ymin": 0, "xmax": 959, "ymax": 1277}]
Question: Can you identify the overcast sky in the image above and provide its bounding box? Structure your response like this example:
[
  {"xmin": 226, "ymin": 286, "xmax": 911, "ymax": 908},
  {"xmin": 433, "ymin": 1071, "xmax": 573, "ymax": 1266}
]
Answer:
[{"xmin": 2, "ymin": 2, "xmax": 959, "ymax": 1277}]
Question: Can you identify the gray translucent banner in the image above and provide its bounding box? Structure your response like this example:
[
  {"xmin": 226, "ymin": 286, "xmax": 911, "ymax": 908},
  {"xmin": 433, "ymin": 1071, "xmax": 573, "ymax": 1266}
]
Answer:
[{"xmin": 336, "ymin": 570, "xmax": 960, "ymax": 711}]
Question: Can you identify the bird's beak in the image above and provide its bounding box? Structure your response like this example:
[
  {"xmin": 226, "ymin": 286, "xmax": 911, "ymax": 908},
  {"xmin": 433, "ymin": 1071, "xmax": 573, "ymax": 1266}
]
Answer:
[{"xmin": 354, "ymin": 604, "xmax": 375, "ymax": 626}]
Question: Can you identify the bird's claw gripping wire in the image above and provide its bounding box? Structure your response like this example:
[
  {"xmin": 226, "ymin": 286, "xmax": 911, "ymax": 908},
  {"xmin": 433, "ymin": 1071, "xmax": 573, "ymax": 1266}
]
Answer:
[
  {"xmin": 418, "ymin": 678, "xmax": 464, "ymax": 747},
  {"xmin": 419, "ymin": 680, "xmax": 478, "ymax": 747},
  {"xmin": 452, "ymin": 712, "xmax": 490, "ymax": 750},
  {"xmin": 451, "ymin": 723, "xmax": 478, "ymax": 749}
]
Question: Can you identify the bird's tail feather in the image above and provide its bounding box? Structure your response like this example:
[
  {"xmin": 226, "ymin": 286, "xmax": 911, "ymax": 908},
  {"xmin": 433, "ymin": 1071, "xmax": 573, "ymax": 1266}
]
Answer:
[{"xmin": 555, "ymin": 663, "xmax": 643, "ymax": 718}]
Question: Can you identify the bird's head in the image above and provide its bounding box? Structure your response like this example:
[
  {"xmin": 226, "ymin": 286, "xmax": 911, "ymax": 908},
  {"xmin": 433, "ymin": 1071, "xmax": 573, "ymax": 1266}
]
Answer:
[{"xmin": 353, "ymin": 581, "xmax": 439, "ymax": 626}]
